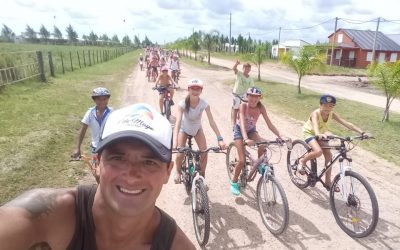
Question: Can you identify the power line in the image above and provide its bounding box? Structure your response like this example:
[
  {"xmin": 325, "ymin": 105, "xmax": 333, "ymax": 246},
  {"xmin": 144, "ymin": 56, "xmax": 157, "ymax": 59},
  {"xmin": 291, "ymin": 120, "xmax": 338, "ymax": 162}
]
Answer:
[
  {"xmin": 281, "ymin": 18, "xmax": 335, "ymax": 31},
  {"xmin": 339, "ymin": 17, "xmax": 378, "ymax": 24}
]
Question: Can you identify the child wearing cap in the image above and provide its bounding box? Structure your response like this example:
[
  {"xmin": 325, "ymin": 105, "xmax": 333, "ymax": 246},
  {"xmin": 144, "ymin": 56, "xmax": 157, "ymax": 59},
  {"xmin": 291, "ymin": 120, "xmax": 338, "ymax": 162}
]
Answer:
[
  {"xmin": 230, "ymin": 87, "xmax": 283, "ymax": 196},
  {"xmin": 173, "ymin": 79, "xmax": 227, "ymax": 184},
  {"xmin": 300, "ymin": 94, "xmax": 366, "ymax": 190},
  {"xmin": 155, "ymin": 66, "xmax": 177, "ymax": 112},
  {"xmin": 71, "ymin": 87, "xmax": 113, "ymax": 159}
]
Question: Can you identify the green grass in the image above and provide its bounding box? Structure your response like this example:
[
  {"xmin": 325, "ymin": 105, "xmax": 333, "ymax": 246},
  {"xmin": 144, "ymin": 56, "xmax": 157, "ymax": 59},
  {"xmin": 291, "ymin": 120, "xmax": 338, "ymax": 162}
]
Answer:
[
  {"xmin": 0, "ymin": 42, "xmax": 132, "ymax": 77},
  {"xmin": 0, "ymin": 49, "xmax": 140, "ymax": 204},
  {"xmin": 180, "ymin": 56, "xmax": 228, "ymax": 71},
  {"xmin": 254, "ymin": 80, "xmax": 400, "ymax": 165},
  {"xmin": 211, "ymin": 51, "xmax": 368, "ymax": 76}
]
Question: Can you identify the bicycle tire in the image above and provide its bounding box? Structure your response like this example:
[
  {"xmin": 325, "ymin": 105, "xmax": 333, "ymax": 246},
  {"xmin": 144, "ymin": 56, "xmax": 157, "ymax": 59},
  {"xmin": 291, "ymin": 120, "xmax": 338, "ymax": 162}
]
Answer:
[
  {"xmin": 287, "ymin": 139, "xmax": 310, "ymax": 189},
  {"xmin": 330, "ymin": 170, "xmax": 379, "ymax": 238},
  {"xmin": 256, "ymin": 175, "xmax": 289, "ymax": 235},
  {"xmin": 226, "ymin": 142, "xmax": 238, "ymax": 181},
  {"xmin": 164, "ymin": 99, "xmax": 171, "ymax": 120},
  {"xmin": 181, "ymin": 156, "xmax": 191, "ymax": 195},
  {"xmin": 192, "ymin": 179, "xmax": 210, "ymax": 246}
]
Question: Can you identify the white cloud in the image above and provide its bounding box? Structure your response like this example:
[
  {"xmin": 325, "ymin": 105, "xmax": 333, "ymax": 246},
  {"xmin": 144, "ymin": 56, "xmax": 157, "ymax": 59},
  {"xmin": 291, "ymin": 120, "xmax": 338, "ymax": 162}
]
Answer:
[{"xmin": 0, "ymin": 0, "xmax": 398, "ymax": 44}]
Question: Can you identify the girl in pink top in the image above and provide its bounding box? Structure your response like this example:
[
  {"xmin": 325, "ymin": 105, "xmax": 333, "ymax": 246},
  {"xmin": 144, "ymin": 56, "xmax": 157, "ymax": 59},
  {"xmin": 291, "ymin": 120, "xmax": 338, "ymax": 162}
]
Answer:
[{"xmin": 230, "ymin": 87, "xmax": 283, "ymax": 196}]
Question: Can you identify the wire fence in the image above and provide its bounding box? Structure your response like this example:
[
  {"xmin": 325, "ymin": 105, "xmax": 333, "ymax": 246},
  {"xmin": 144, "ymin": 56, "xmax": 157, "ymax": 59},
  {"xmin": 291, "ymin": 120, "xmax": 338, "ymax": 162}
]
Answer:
[{"xmin": 0, "ymin": 47, "xmax": 133, "ymax": 86}]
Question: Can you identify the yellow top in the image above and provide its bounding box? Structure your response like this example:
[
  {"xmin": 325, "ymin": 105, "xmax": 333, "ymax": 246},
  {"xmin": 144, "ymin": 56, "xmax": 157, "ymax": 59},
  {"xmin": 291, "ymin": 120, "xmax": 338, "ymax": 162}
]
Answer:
[{"xmin": 303, "ymin": 111, "xmax": 333, "ymax": 139}]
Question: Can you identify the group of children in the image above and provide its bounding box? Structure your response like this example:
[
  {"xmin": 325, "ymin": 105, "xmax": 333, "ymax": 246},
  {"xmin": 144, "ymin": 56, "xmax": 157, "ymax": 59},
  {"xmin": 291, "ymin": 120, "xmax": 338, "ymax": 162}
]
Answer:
[{"xmin": 73, "ymin": 58, "xmax": 368, "ymax": 196}]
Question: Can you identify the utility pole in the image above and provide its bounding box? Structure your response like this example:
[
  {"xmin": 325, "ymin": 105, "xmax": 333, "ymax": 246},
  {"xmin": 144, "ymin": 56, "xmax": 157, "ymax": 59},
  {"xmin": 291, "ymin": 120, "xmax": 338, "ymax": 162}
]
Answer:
[
  {"xmin": 229, "ymin": 12, "xmax": 232, "ymax": 53},
  {"xmin": 371, "ymin": 17, "xmax": 381, "ymax": 63},
  {"xmin": 329, "ymin": 17, "xmax": 338, "ymax": 66},
  {"xmin": 277, "ymin": 27, "xmax": 281, "ymax": 58}
]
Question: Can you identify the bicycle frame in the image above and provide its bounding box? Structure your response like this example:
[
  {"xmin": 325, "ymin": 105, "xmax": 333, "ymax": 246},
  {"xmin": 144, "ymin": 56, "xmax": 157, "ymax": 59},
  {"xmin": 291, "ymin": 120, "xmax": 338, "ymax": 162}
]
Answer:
[{"xmin": 305, "ymin": 138, "xmax": 354, "ymax": 192}]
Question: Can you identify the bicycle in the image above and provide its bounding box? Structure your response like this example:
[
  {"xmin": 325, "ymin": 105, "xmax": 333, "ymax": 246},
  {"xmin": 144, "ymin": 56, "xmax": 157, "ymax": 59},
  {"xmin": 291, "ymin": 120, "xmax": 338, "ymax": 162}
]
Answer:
[
  {"xmin": 174, "ymin": 135, "xmax": 224, "ymax": 247},
  {"xmin": 70, "ymin": 154, "xmax": 99, "ymax": 183},
  {"xmin": 152, "ymin": 85, "xmax": 177, "ymax": 121},
  {"xmin": 171, "ymin": 69, "xmax": 180, "ymax": 84},
  {"xmin": 287, "ymin": 134, "xmax": 379, "ymax": 238},
  {"xmin": 226, "ymin": 139, "xmax": 291, "ymax": 235}
]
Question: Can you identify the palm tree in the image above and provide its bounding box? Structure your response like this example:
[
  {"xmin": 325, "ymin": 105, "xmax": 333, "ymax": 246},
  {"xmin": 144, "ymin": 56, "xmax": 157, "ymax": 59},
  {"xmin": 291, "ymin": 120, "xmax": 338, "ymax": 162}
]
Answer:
[
  {"xmin": 202, "ymin": 30, "xmax": 219, "ymax": 64},
  {"xmin": 368, "ymin": 61, "xmax": 400, "ymax": 121},
  {"xmin": 281, "ymin": 46, "xmax": 325, "ymax": 94}
]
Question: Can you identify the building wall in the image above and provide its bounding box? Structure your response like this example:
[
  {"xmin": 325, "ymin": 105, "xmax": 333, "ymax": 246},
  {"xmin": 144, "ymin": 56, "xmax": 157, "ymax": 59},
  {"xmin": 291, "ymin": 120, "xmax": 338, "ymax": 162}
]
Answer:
[{"xmin": 328, "ymin": 31, "xmax": 356, "ymax": 47}]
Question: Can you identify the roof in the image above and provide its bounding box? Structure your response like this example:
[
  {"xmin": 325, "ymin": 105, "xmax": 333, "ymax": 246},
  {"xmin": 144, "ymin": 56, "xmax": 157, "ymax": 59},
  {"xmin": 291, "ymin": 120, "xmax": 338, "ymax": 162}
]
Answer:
[
  {"xmin": 387, "ymin": 34, "xmax": 400, "ymax": 46},
  {"xmin": 329, "ymin": 29, "xmax": 400, "ymax": 52}
]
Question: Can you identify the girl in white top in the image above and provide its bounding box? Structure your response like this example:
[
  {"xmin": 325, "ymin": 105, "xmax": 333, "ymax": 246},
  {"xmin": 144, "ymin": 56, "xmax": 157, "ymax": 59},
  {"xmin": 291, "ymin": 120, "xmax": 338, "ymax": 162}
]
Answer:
[{"xmin": 173, "ymin": 79, "xmax": 226, "ymax": 183}]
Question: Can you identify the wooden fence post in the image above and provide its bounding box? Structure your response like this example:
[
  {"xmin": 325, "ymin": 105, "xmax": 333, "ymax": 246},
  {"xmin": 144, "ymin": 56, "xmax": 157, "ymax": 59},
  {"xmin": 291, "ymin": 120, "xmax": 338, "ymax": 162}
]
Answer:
[
  {"xmin": 60, "ymin": 52, "xmax": 65, "ymax": 74},
  {"xmin": 88, "ymin": 50, "xmax": 92, "ymax": 66},
  {"xmin": 69, "ymin": 51, "xmax": 74, "ymax": 71},
  {"xmin": 83, "ymin": 51, "xmax": 86, "ymax": 67},
  {"xmin": 36, "ymin": 51, "xmax": 46, "ymax": 82},
  {"xmin": 77, "ymin": 51, "xmax": 81, "ymax": 69},
  {"xmin": 92, "ymin": 50, "xmax": 95, "ymax": 64},
  {"xmin": 96, "ymin": 50, "xmax": 99, "ymax": 64},
  {"xmin": 48, "ymin": 51, "xmax": 55, "ymax": 77}
]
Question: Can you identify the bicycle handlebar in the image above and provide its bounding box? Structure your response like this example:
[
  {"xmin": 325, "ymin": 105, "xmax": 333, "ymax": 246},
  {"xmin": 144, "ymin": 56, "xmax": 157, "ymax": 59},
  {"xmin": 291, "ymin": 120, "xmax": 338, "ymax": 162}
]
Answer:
[
  {"xmin": 317, "ymin": 134, "xmax": 374, "ymax": 142},
  {"xmin": 173, "ymin": 146, "xmax": 224, "ymax": 154},
  {"xmin": 245, "ymin": 138, "xmax": 292, "ymax": 149},
  {"xmin": 232, "ymin": 93, "xmax": 248, "ymax": 103}
]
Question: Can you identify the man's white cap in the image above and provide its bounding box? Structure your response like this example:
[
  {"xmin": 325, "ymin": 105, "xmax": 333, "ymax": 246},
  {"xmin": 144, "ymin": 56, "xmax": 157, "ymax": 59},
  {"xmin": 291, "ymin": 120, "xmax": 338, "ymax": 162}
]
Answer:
[{"xmin": 95, "ymin": 103, "xmax": 172, "ymax": 162}]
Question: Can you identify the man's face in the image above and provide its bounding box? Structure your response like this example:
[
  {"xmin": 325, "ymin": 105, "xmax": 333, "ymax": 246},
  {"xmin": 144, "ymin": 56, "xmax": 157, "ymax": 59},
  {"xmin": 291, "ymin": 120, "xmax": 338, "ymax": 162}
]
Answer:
[{"xmin": 97, "ymin": 140, "xmax": 173, "ymax": 217}]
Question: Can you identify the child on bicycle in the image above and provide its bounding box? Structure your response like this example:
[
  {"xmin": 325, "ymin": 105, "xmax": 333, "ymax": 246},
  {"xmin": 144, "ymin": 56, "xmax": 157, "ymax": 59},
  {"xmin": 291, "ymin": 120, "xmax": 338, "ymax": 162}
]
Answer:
[
  {"xmin": 232, "ymin": 60, "xmax": 255, "ymax": 129},
  {"xmin": 230, "ymin": 87, "xmax": 283, "ymax": 196},
  {"xmin": 173, "ymin": 79, "xmax": 227, "ymax": 184},
  {"xmin": 71, "ymin": 87, "xmax": 113, "ymax": 161},
  {"xmin": 154, "ymin": 66, "xmax": 177, "ymax": 112},
  {"xmin": 300, "ymin": 94, "xmax": 366, "ymax": 190}
]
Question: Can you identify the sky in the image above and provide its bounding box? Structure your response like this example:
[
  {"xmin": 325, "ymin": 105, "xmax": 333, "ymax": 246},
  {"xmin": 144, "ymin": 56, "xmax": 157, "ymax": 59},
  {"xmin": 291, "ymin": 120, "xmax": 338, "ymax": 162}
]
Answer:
[{"xmin": 0, "ymin": 0, "xmax": 399, "ymax": 45}]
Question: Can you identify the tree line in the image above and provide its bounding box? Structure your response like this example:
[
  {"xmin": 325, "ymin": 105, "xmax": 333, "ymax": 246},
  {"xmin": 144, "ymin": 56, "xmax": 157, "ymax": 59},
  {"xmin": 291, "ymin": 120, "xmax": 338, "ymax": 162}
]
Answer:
[{"xmin": 0, "ymin": 24, "xmax": 154, "ymax": 47}]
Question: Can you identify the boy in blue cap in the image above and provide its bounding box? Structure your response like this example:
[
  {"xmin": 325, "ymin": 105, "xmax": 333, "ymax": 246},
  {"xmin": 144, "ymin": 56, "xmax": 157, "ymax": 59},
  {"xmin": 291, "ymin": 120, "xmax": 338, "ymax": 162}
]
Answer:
[{"xmin": 300, "ymin": 94, "xmax": 367, "ymax": 190}]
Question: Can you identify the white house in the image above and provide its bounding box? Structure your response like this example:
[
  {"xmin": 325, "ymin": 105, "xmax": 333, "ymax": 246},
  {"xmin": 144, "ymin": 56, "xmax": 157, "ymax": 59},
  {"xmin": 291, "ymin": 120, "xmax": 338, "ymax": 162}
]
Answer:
[{"xmin": 271, "ymin": 40, "xmax": 310, "ymax": 58}]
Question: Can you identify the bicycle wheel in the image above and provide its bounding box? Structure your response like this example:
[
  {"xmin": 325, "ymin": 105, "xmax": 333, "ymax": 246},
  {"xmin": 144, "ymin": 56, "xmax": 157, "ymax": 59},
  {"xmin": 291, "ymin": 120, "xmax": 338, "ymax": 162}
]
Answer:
[
  {"xmin": 256, "ymin": 175, "xmax": 289, "ymax": 235},
  {"xmin": 287, "ymin": 139, "xmax": 310, "ymax": 189},
  {"xmin": 181, "ymin": 157, "xmax": 191, "ymax": 195},
  {"xmin": 226, "ymin": 142, "xmax": 241, "ymax": 181},
  {"xmin": 330, "ymin": 170, "xmax": 379, "ymax": 238},
  {"xmin": 192, "ymin": 179, "xmax": 210, "ymax": 246},
  {"xmin": 163, "ymin": 100, "xmax": 171, "ymax": 120}
]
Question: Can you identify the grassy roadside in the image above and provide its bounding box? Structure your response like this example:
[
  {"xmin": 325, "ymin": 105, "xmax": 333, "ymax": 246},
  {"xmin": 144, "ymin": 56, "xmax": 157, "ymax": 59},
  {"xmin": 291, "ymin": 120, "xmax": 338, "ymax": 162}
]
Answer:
[
  {"xmin": 254, "ymin": 80, "xmax": 400, "ymax": 165},
  {"xmin": 0, "ymin": 50, "xmax": 140, "ymax": 203},
  {"xmin": 180, "ymin": 56, "xmax": 228, "ymax": 71},
  {"xmin": 211, "ymin": 51, "xmax": 367, "ymax": 76}
]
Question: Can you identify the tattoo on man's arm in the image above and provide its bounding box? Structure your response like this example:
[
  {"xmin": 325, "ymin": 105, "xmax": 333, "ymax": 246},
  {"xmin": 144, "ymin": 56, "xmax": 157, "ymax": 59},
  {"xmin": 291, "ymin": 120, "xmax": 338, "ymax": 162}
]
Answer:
[{"xmin": 4, "ymin": 189, "xmax": 58, "ymax": 219}]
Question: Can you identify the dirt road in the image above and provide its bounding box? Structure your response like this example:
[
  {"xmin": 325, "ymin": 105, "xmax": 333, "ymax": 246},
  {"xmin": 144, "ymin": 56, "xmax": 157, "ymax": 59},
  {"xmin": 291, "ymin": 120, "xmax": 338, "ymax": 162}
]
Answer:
[
  {"xmin": 209, "ymin": 56, "xmax": 400, "ymax": 114},
  {"xmin": 114, "ymin": 62, "xmax": 400, "ymax": 249}
]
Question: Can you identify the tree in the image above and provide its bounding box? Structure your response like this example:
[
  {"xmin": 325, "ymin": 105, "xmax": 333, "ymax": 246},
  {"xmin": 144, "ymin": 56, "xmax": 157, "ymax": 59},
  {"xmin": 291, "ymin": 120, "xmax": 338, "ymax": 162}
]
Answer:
[
  {"xmin": 368, "ymin": 61, "xmax": 400, "ymax": 121},
  {"xmin": 122, "ymin": 35, "xmax": 131, "ymax": 46},
  {"xmin": 143, "ymin": 35, "xmax": 152, "ymax": 47},
  {"xmin": 39, "ymin": 25, "xmax": 50, "ymax": 42},
  {"xmin": 133, "ymin": 35, "xmax": 140, "ymax": 48},
  {"xmin": 250, "ymin": 45, "xmax": 267, "ymax": 81},
  {"xmin": 189, "ymin": 31, "xmax": 201, "ymax": 60},
  {"xmin": 281, "ymin": 46, "xmax": 325, "ymax": 94},
  {"xmin": 202, "ymin": 30, "xmax": 219, "ymax": 64},
  {"xmin": 25, "ymin": 25, "xmax": 37, "ymax": 42},
  {"xmin": 65, "ymin": 24, "xmax": 78, "ymax": 43},
  {"xmin": 1, "ymin": 24, "xmax": 15, "ymax": 42},
  {"xmin": 88, "ymin": 31, "xmax": 98, "ymax": 45},
  {"xmin": 111, "ymin": 35, "xmax": 120, "ymax": 45},
  {"xmin": 53, "ymin": 26, "xmax": 62, "ymax": 39}
]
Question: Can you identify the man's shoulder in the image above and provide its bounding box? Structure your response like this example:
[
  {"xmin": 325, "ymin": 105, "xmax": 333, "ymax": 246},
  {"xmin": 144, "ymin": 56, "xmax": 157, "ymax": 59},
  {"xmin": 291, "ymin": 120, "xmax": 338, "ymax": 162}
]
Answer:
[{"xmin": 170, "ymin": 226, "xmax": 196, "ymax": 250}]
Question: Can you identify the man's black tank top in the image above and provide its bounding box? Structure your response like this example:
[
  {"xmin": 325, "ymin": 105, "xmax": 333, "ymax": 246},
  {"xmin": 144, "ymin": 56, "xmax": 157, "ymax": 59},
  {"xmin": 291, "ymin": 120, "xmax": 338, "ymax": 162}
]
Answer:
[{"xmin": 67, "ymin": 185, "xmax": 177, "ymax": 250}]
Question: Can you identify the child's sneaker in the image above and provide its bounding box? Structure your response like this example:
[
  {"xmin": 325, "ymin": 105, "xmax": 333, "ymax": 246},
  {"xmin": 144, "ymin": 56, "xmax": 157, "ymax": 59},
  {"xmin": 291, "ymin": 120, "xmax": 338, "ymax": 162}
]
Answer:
[{"xmin": 230, "ymin": 181, "xmax": 240, "ymax": 196}]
